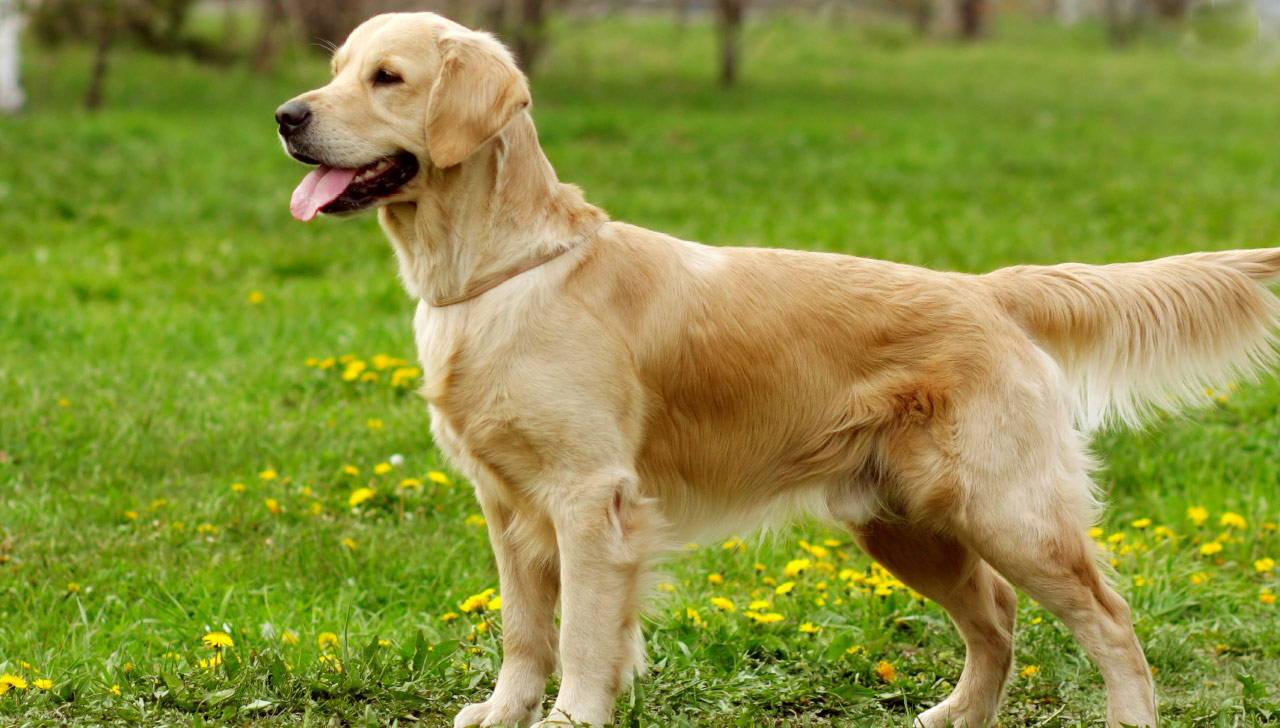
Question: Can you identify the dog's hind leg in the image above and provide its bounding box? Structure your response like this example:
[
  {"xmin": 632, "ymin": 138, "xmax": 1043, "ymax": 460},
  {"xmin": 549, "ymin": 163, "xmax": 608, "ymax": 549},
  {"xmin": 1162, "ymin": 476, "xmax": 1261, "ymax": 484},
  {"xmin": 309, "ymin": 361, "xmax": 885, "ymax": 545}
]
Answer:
[
  {"xmin": 852, "ymin": 518, "xmax": 1016, "ymax": 728},
  {"xmin": 960, "ymin": 477, "xmax": 1158, "ymax": 728},
  {"xmin": 455, "ymin": 493, "xmax": 561, "ymax": 728}
]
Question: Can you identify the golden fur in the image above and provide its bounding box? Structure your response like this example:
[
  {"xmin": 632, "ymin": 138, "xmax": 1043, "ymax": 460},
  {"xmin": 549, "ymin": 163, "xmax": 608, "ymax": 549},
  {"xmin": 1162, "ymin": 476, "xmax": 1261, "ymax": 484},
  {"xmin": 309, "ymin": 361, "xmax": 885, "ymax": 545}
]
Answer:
[{"xmin": 279, "ymin": 13, "xmax": 1280, "ymax": 727}]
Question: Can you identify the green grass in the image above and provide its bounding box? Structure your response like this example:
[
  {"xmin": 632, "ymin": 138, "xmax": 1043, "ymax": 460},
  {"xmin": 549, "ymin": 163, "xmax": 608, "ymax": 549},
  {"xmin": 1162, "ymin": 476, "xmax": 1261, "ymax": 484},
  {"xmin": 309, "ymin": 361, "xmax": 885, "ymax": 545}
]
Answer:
[{"xmin": 2, "ymin": 14, "xmax": 1280, "ymax": 727}]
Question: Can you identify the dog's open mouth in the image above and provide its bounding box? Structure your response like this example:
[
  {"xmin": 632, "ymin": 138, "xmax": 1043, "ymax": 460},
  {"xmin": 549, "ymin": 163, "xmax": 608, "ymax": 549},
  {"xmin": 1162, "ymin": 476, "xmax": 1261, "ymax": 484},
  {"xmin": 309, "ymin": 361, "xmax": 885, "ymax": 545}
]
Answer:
[{"xmin": 289, "ymin": 152, "xmax": 419, "ymax": 222}]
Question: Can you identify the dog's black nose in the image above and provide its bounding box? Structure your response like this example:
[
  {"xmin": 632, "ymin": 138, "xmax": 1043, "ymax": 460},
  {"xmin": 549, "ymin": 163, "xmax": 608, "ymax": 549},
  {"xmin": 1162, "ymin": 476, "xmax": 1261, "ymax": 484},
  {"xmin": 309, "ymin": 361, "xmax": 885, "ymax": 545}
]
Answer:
[{"xmin": 275, "ymin": 101, "xmax": 312, "ymax": 136}]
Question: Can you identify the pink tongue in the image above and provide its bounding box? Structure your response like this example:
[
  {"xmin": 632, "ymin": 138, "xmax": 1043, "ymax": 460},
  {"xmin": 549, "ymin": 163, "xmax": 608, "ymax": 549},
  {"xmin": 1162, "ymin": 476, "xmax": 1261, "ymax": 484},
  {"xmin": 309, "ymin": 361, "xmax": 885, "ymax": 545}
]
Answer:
[{"xmin": 289, "ymin": 166, "xmax": 359, "ymax": 222}]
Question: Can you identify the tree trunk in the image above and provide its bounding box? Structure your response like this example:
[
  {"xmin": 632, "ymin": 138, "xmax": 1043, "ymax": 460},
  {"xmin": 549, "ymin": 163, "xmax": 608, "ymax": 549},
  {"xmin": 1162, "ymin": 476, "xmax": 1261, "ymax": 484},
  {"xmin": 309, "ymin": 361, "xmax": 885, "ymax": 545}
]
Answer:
[
  {"xmin": 513, "ymin": 0, "xmax": 546, "ymax": 74},
  {"xmin": 0, "ymin": 0, "xmax": 23, "ymax": 113},
  {"xmin": 716, "ymin": 0, "xmax": 744, "ymax": 87},
  {"xmin": 484, "ymin": 0, "xmax": 509, "ymax": 34},
  {"xmin": 252, "ymin": 0, "xmax": 287, "ymax": 71},
  {"xmin": 85, "ymin": 2, "xmax": 120, "ymax": 110},
  {"xmin": 957, "ymin": 0, "xmax": 989, "ymax": 38},
  {"xmin": 1105, "ymin": 0, "xmax": 1145, "ymax": 44}
]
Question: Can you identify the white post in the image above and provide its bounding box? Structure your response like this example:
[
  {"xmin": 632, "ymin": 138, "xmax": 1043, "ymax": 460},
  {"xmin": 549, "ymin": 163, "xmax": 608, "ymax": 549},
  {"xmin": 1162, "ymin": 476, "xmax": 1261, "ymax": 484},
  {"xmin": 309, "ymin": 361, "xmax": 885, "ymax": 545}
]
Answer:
[{"xmin": 0, "ymin": 0, "xmax": 24, "ymax": 113}]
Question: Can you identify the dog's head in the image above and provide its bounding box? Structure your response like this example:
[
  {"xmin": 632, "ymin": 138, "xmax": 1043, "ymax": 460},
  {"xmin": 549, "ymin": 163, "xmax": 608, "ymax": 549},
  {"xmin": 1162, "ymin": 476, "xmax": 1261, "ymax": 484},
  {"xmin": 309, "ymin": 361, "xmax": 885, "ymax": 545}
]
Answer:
[{"xmin": 276, "ymin": 12, "xmax": 531, "ymax": 222}]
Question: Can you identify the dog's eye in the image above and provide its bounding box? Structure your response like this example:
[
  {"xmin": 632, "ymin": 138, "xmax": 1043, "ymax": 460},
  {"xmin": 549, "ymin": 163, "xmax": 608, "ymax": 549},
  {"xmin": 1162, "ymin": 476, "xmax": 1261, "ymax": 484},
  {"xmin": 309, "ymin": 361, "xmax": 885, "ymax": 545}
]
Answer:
[{"xmin": 373, "ymin": 69, "xmax": 403, "ymax": 86}]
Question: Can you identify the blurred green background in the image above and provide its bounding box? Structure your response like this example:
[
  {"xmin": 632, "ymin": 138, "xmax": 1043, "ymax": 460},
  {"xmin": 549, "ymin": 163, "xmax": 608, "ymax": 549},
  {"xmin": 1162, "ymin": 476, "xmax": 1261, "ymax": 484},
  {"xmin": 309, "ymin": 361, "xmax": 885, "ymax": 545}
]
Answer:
[{"xmin": 1, "ymin": 1, "xmax": 1279, "ymax": 726}]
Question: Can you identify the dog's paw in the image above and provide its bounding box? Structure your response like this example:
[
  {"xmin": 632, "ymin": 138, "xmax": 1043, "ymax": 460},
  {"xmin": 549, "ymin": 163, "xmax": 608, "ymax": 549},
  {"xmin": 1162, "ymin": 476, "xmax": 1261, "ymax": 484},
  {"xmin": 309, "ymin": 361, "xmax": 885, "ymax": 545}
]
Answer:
[
  {"xmin": 914, "ymin": 699, "xmax": 992, "ymax": 728},
  {"xmin": 453, "ymin": 699, "xmax": 542, "ymax": 728},
  {"xmin": 529, "ymin": 709, "xmax": 578, "ymax": 727}
]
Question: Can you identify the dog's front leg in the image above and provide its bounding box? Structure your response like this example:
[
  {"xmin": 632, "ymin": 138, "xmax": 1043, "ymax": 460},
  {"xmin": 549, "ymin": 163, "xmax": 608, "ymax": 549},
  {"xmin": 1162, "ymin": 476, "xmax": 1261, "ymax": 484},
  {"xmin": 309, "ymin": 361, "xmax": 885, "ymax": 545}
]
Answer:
[
  {"xmin": 455, "ymin": 494, "xmax": 561, "ymax": 728},
  {"xmin": 540, "ymin": 469, "xmax": 657, "ymax": 727}
]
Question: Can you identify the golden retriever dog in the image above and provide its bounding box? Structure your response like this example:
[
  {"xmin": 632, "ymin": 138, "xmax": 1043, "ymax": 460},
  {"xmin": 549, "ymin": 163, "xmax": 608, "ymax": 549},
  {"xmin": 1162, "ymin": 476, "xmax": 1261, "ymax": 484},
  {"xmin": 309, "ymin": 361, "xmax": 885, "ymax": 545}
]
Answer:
[{"xmin": 276, "ymin": 12, "xmax": 1280, "ymax": 727}]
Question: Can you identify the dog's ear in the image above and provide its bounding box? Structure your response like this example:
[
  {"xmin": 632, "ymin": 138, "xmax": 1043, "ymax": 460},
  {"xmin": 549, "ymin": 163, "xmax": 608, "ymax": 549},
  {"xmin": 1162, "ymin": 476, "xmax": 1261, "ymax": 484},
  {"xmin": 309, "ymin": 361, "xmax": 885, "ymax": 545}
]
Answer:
[{"xmin": 425, "ymin": 32, "xmax": 531, "ymax": 169}]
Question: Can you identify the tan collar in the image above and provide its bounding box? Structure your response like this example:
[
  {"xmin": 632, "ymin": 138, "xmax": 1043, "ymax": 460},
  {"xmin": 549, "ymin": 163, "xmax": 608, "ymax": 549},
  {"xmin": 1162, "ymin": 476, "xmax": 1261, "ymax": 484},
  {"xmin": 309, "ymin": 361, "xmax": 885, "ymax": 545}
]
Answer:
[{"xmin": 427, "ymin": 222, "xmax": 604, "ymax": 308}]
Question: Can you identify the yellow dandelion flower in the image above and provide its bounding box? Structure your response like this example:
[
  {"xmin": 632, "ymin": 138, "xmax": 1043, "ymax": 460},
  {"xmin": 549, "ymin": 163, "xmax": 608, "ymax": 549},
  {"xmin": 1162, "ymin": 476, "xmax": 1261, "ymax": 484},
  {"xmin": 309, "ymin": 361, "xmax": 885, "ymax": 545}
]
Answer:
[
  {"xmin": 374, "ymin": 462, "xmax": 392, "ymax": 475},
  {"xmin": 57, "ymin": 397, "xmax": 69, "ymax": 407},
  {"xmin": 202, "ymin": 631, "xmax": 234, "ymax": 648},
  {"xmin": 684, "ymin": 607, "xmax": 703, "ymax": 626},
  {"xmin": 318, "ymin": 357, "xmax": 336, "ymax": 369},
  {"xmin": 710, "ymin": 597, "xmax": 735, "ymax": 612},
  {"xmin": 460, "ymin": 588, "xmax": 497, "ymax": 613},
  {"xmin": 390, "ymin": 367, "xmax": 421, "ymax": 388},
  {"xmin": 465, "ymin": 514, "xmax": 487, "ymax": 528},
  {"xmin": 33, "ymin": 679, "xmax": 52, "ymax": 690},
  {"xmin": 439, "ymin": 612, "xmax": 459, "ymax": 622},
  {"xmin": 343, "ymin": 465, "xmax": 360, "ymax": 476},
  {"xmin": 342, "ymin": 538, "xmax": 357, "ymax": 550},
  {"xmin": 230, "ymin": 482, "xmax": 245, "ymax": 493},
  {"xmin": 348, "ymin": 487, "xmax": 375, "ymax": 507},
  {"xmin": 1219, "ymin": 512, "xmax": 1247, "ymax": 530},
  {"xmin": 784, "ymin": 559, "xmax": 811, "ymax": 578},
  {"xmin": 1131, "ymin": 518, "xmax": 1152, "ymax": 528},
  {"xmin": 708, "ymin": 573, "xmax": 724, "ymax": 585},
  {"xmin": 0, "ymin": 675, "xmax": 27, "ymax": 692},
  {"xmin": 1020, "ymin": 665, "xmax": 1040, "ymax": 678},
  {"xmin": 748, "ymin": 600, "xmax": 772, "ymax": 610},
  {"xmin": 399, "ymin": 478, "xmax": 422, "ymax": 489},
  {"xmin": 264, "ymin": 498, "xmax": 282, "ymax": 515},
  {"xmin": 799, "ymin": 622, "xmax": 820, "ymax": 634},
  {"xmin": 427, "ymin": 471, "xmax": 451, "ymax": 485},
  {"xmin": 798, "ymin": 541, "xmax": 829, "ymax": 560},
  {"xmin": 67, "ymin": 583, "xmax": 82, "ymax": 593},
  {"xmin": 752, "ymin": 612, "xmax": 784, "ymax": 624},
  {"xmin": 360, "ymin": 371, "xmax": 379, "ymax": 383},
  {"xmin": 318, "ymin": 632, "xmax": 339, "ymax": 649},
  {"xmin": 874, "ymin": 661, "xmax": 896, "ymax": 683},
  {"xmin": 1190, "ymin": 572, "xmax": 1210, "ymax": 585},
  {"xmin": 823, "ymin": 539, "xmax": 842, "ymax": 547},
  {"xmin": 845, "ymin": 645, "xmax": 864, "ymax": 655},
  {"xmin": 657, "ymin": 583, "xmax": 675, "ymax": 592},
  {"xmin": 488, "ymin": 596, "xmax": 502, "ymax": 610},
  {"xmin": 123, "ymin": 510, "xmax": 138, "ymax": 520},
  {"xmin": 342, "ymin": 361, "xmax": 367, "ymax": 382},
  {"xmin": 310, "ymin": 501, "xmax": 323, "ymax": 515},
  {"xmin": 1199, "ymin": 542, "xmax": 1223, "ymax": 556},
  {"xmin": 1089, "ymin": 527, "xmax": 1105, "ymax": 539},
  {"xmin": 775, "ymin": 581, "xmax": 796, "ymax": 595},
  {"xmin": 1154, "ymin": 526, "xmax": 1176, "ymax": 540},
  {"xmin": 1187, "ymin": 507, "xmax": 1208, "ymax": 527},
  {"xmin": 258, "ymin": 469, "xmax": 277, "ymax": 481},
  {"xmin": 1260, "ymin": 590, "xmax": 1276, "ymax": 605},
  {"xmin": 1107, "ymin": 532, "xmax": 1125, "ymax": 543},
  {"xmin": 281, "ymin": 630, "xmax": 299, "ymax": 645},
  {"xmin": 248, "ymin": 291, "xmax": 265, "ymax": 305},
  {"xmin": 1255, "ymin": 558, "xmax": 1275, "ymax": 573},
  {"xmin": 367, "ymin": 418, "xmax": 384, "ymax": 431}
]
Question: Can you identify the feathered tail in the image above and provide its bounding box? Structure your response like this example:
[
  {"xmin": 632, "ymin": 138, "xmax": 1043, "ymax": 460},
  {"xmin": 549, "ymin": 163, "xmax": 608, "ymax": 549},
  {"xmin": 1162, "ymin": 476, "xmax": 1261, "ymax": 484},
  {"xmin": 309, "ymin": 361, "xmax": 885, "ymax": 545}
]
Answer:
[{"xmin": 984, "ymin": 248, "xmax": 1280, "ymax": 431}]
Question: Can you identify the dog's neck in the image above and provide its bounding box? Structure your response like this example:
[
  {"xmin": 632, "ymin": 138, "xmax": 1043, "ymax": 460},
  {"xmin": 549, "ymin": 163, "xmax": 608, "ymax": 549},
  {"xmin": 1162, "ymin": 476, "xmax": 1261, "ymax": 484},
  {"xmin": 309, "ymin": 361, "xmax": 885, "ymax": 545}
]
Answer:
[{"xmin": 379, "ymin": 112, "xmax": 606, "ymax": 305}]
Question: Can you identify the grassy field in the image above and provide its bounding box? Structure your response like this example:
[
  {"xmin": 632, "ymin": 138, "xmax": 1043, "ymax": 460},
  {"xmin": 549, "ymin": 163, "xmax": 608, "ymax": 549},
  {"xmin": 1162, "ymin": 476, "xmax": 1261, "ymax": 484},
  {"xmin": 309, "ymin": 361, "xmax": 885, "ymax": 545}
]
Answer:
[{"xmin": 2, "ymin": 13, "xmax": 1280, "ymax": 727}]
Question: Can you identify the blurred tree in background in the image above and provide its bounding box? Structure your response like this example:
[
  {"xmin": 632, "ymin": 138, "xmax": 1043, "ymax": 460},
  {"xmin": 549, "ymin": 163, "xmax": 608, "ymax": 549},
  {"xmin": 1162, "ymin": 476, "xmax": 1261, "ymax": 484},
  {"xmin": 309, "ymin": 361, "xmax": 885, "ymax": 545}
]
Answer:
[{"xmin": 6, "ymin": 0, "xmax": 1222, "ymax": 111}]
